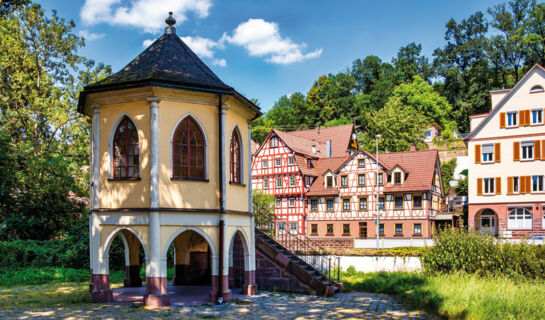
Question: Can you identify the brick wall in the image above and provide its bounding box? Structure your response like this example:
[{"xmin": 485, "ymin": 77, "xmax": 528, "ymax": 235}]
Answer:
[{"xmin": 309, "ymin": 238, "xmax": 354, "ymax": 249}]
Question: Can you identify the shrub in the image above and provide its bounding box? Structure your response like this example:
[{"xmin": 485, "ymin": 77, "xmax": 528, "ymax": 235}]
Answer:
[{"xmin": 422, "ymin": 228, "xmax": 545, "ymax": 279}]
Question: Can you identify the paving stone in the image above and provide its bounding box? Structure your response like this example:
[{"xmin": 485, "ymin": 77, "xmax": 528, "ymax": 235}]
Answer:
[{"xmin": 0, "ymin": 291, "xmax": 437, "ymax": 320}]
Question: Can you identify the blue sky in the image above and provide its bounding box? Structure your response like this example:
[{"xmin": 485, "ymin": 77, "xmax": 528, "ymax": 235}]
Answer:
[{"xmin": 39, "ymin": 0, "xmax": 504, "ymax": 113}]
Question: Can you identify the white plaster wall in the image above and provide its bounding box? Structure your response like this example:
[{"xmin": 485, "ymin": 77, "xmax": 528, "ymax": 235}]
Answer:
[
  {"xmin": 304, "ymin": 255, "xmax": 423, "ymax": 273},
  {"xmin": 354, "ymin": 238, "xmax": 433, "ymax": 248}
]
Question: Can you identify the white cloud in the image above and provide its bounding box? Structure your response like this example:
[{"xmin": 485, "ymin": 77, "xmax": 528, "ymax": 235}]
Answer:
[
  {"xmin": 78, "ymin": 29, "xmax": 105, "ymax": 41},
  {"xmin": 80, "ymin": 0, "xmax": 212, "ymax": 33},
  {"xmin": 212, "ymin": 58, "xmax": 226, "ymax": 67},
  {"xmin": 224, "ymin": 18, "xmax": 322, "ymax": 64},
  {"xmin": 181, "ymin": 36, "xmax": 217, "ymax": 58},
  {"xmin": 142, "ymin": 39, "xmax": 154, "ymax": 47},
  {"xmin": 141, "ymin": 35, "xmax": 227, "ymax": 67}
]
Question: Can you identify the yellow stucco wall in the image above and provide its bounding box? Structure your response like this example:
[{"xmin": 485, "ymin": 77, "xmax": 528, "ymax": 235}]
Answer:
[
  {"xmin": 98, "ymin": 101, "xmax": 150, "ymax": 208},
  {"xmin": 160, "ymin": 225, "xmax": 219, "ymax": 258},
  {"xmin": 157, "ymin": 100, "xmax": 220, "ymax": 209},
  {"xmin": 225, "ymin": 106, "xmax": 250, "ymax": 212},
  {"xmin": 100, "ymin": 224, "xmax": 150, "ymax": 256}
]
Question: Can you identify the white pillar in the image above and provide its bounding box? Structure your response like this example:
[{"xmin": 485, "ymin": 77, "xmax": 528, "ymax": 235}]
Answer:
[
  {"xmin": 248, "ymin": 123, "xmax": 256, "ymax": 271},
  {"xmin": 147, "ymin": 97, "xmax": 162, "ymax": 278}
]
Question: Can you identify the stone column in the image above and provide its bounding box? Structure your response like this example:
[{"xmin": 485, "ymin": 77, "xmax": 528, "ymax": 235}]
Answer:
[
  {"xmin": 144, "ymin": 97, "xmax": 170, "ymax": 307},
  {"xmin": 244, "ymin": 123, "xmax": 257, "ymax": 295}
]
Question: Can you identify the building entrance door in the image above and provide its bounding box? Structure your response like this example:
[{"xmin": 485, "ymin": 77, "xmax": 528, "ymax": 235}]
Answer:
[{"xmin": 359, "ymin": 222, "xmax": 367, "ymax": 238}]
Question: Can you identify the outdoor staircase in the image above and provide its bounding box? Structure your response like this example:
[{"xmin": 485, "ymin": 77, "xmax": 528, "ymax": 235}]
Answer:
[{"xmin": 255, "ymin": 228, "xmax": 341, "ymax": 297}]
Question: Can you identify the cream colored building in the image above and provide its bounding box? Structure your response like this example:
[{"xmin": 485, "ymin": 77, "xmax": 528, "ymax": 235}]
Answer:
[
  {"xmin": 465, "ymin": 64, "xmax": 545, "ymax": 238},
  {"xmin": 79, "ymin": 14, "xmax": 260, "ymax": 306}
]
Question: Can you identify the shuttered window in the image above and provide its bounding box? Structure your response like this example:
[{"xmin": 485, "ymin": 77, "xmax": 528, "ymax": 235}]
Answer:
[
  {"xmin": 513, "ymin": 142, "xmax": 521, "ymax": 161},
  {"xmin": 482, "ymin": 144, "xmax": 494, "ymax": 162},
  {"xmin": 475, "ymin": 144, "xmax": 481, "ymax": 164}
]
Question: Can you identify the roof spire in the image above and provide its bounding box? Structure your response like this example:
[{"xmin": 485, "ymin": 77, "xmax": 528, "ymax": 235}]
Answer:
[{"xmin": 165, "ymin": 11, "xmax": 176, "ymax": 35}]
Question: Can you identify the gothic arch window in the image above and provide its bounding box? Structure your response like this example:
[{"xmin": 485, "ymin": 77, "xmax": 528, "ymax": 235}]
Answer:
[
  {"xmin": 172, "ymin": 116, "xmax": 206, "ymax": 179},
  {"xmin": 113, "ymin": 116, "xmax": 139, "ymax": 179},
  {"xmin": 230, "ymin": 127, "xmax": 242, "ymax": 184}
]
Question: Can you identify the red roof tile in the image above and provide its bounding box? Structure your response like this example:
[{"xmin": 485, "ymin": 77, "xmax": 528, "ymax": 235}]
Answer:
[
  {"xmin": 288, "ymin": 124, "xmax": 354, "ymax": 157},
  {"xmin": 307, "ymin": 156, "xmax": 351, "ymax": 196},
  {"xmin": 379, "ymin": 149, "xmax": 439, "ymax": 192}
]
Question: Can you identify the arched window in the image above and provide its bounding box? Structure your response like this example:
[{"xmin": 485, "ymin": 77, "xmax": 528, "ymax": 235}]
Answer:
[
  {"xmin": 113, "ymin": 116, "xmax": 139, "ymax": 178},
  {"xmin": 230, "ymin": 128, "xmax": 242, "ymax": 183},
  {"xmin": 172, "ymin": 116, "xmax": 205, "ymax": 179},
  {"xmin": 530, "ymin": 85, "xmax": 544, "ymax": 93},
  {"xmin": 508, "ymin": 208, "xmax": 532, "ymax": 229}
]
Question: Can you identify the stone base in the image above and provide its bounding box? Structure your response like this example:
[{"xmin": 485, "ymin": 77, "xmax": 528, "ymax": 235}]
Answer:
[
  {"xmin": 91, "ymin": 290, "xmax": 113, "ymax": 302},
  {"xmin": 143, "ymin": 294, "xmax": 170, "ymax": 307},
  {"xmin": 221, "ymin": 290, "xmax": 232, "ymax": 302},
  {"xmin": 242, "ymin": 284, "xmax": 257, "ymax": 295}
]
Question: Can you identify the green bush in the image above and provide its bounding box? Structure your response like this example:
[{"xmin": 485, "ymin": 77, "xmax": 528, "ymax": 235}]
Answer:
[{"xmin": 422, "ymin": 228, "xmax": 545, "ymax": 279}]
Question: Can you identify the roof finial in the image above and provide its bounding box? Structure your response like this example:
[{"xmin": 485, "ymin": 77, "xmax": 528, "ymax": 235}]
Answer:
[{"xmin": 165, "ymin": 11, "xmax": 176, "ymax": 34}]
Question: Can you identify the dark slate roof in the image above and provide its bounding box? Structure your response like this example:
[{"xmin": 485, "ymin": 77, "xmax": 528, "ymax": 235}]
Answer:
[{"xmin": 89, "ymin": 32, "xmax": 231, "ymax": 91}]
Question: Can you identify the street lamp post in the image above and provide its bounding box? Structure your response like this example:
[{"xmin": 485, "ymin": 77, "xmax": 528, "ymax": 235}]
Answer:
[{"xmin": 375, "ymin": 134, "xmax": 381, "ymax": 250}]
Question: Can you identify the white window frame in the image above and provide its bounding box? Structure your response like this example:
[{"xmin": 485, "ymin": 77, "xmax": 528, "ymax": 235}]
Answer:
[
  {"xmin": 532, "ymin": 175, "xmax": 544, "ymax": 192},
  {"xmin": 508, "ymin": 208, "xmax": 532, "ymax": 229},
  {"xmin": 289, "ymin": 222, "xmax": 297, "ymax": 234},
  {"xmin": 310, "ymin": 199, "xmax": 318, "ymax": 211},
  {"xmin": 414, "ymin": 223, "xmax": 422, "ymax": 235},
  {"xmin": 270, "ymin": 136, "xmax": 278, "ymax": 148},
  {"xmin": 481, "ymin": 143, "xmax": 494, "ymax": 163},
  {"xmin": 395, "ymin": 196, "xmax": 403, "ymax": 209},
  {"xmin": 378, "ymin": 197, "xmax": 385, "ymax": 210},
  {"xmin": 289, "ymin": 198, "xmax": 295, "ymax": 207},
  {"xmin": 305, "ymin": 176, "xmax": 311, "ymax": 187},
  {"xmin": 513, "ymin": 176, "xmax": 519, "ymax": 194},
  {"xmin": 289, "ymin": 176, "xmax": 296, "ymax": 188},
  {"xmin": 507, "ymin": 111, "xmax": 518, "ymax": 127},
  {"xmin": 521, "ymin": 141, "xmax": 534, "ymax": 160},
  {"xmin": 276, "ymin": 177, "xmax": 282, "ymax": 189},
  {"xmin": 288, "ymin": 156, "xmax": 295, "ymax": 166},
  {"xmin": 359, "ymin": 197, "xmax": 367, "ymax": 211},
  {"xmin": 275, "ymin": 158, "xmax": 281, "ymax": 167},
  {"xmin": 483, "ymin": 178, "xmax": 495, "ymax": 195},
  {"xmin": 275, "ymin": 198, "xmax": 281, "ymax": 208},
  {"xmin": 262, "ymin": 159, "xmax": 268, "ymax": 169},
  {"xmin": 263, "ymin": 179, "xmax": 269, "ymax": 190},
  {"xmin": 342, "ymin": 198, "xmax": 350, "ymax": 211},
  {"xmin": 531, "ymin": 108, "xmax": 543, "ymax": 125}
]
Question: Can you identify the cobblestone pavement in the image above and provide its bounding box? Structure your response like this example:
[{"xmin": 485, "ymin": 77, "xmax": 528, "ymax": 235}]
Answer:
[{"xmin": 1, "ymin": 291, "xmax": 437, "ymax": 320}]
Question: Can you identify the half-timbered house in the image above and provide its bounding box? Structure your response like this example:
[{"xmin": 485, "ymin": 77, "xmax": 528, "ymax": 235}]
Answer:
[
  {"xmin": 305, "ymin": 149, "xmax": 444, "ymax": 243},
  {"xmin": 251, "ymin": 125, "xmax": 358, "ymax": 235}
]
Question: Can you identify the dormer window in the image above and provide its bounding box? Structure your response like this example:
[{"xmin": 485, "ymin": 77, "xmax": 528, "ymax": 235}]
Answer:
[
  {"xmin": 394, "ymin": 172, "xmax": 402, "ymax": 184},
  {"xmin": 326, "ymin": 176, "xmax": 333, "ymax": 188},
  {"xmin": 530, "ymin": 85, "xmax": 544, "ymax": 93},
  {"xmin": 270, "ymin": 136, "xmax": 278, "ymax": 148}
]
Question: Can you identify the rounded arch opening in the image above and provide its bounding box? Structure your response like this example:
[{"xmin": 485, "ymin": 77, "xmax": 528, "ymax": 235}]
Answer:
[
  {"xmin": 164, "ymin": 228, "xmax": 217, "ymax": 286},
  {"xmin": 475, "ymin": 209, "xmax": 498, "ymax": 236}
]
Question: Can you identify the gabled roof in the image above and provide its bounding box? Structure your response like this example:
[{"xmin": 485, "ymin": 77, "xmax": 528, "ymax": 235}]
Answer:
[
  {"xmin": 77, "ymin": 14, "xmax": 260, "ymax": 116},
  {"xmin": 465, "ymin": 63, "xmax": 545, "ymax": 141},
  {"xmin": 273, "ymin": 130, "xmax": 327, "ymax": 157},
  {"xmin": 380, "ymin": 149, "xmax": 439, "ymax": 192},
  {"xmin": 288, "ymin": 124, "xmax": 355, "ymax": 158},
  {"xmin": 306, "ymin": 156, "xmax": 351, "ymax": 196}
]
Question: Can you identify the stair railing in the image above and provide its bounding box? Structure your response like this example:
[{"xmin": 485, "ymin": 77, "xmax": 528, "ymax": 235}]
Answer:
[{"xmin": 274, "ymin": 224, "xmax": 340, "ymax": 284}]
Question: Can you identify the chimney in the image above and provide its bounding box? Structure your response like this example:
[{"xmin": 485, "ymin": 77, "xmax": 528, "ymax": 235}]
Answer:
[
  {"xmin": 326, "ymin": 140, "xmax": 332, "ymax": 158},
  {"xmin": 410, "ymin": 144, "xmax": 416, "ymax": 151}
]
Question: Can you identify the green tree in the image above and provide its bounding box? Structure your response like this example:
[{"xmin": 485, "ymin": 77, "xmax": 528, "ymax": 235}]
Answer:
[
  {"xmin": 441, "ymin": 158, "xmax": 457, "ymax": 195},
  {"xmin": 522, "ymin": 2, "xmax": 545, "ymax": 66},
  {"xmin": 0, "ymin": 3, "xmax": 110, "ymax": 239},
  {"xmin": 390, "ymin": 76, "xmax": 455, "ymax": 130},
  {"xmin": 392, "ymin": 43, "xmax": 433, "ymax": 83},
  {"xmin": 253, "ymin": 191, "xmax": 275, "ymax": 234},
  {"xmin": 360, "ymin": 97, "xmax": 428, "ymax": 152}
]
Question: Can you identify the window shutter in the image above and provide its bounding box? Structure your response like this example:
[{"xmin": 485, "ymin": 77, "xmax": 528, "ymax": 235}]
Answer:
[
  {"xmin": 525, "ymin": 176, "xmax": 532, "ymax": 194},
  {"xmin": 542, "ymin": 140, "xmax": 545, "ymax": 160},
  {"xmin": 475, "ymin": 144, "xmax": 481, "ymax": 164},
  {"xmin": 477, "ymin": 178, "xmax": 483, "ymax": 196},
  {"xmin": 499, "ymin": 112, "xmax": 506, "ymax": 128},
  {"xmin": 535, "ymin": 140, "xmax": 542, "ymax": 160},
  {"xmin": 519, "ymin": 110, "xmax": 524, "ymax": 126},
  {"xmin": 507, "ymin": 176, "xmax": 513, "ymax": 195},
  {"xmin": 495, "ymin": 177, "xmax": 501, "ymax": 195},
  {"xmin": 494, "ymin": 143, "xmax": 501, "ymax": 162},
  {"xmin": 526, "ymin": 110, "xmax": 531, "ymax": 125},
  {"xmin": 520, "ymin": 176, "xmax": 526, "ymax": 193},
  {"xmin": 513, "ymin": 142, "xmax": 520, "ymax": 161}
]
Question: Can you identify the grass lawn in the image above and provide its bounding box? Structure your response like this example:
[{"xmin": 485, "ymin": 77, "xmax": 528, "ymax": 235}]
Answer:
[{"xmin": 341, "ymin": 271, "xmax": 545, "ymax": 320}]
